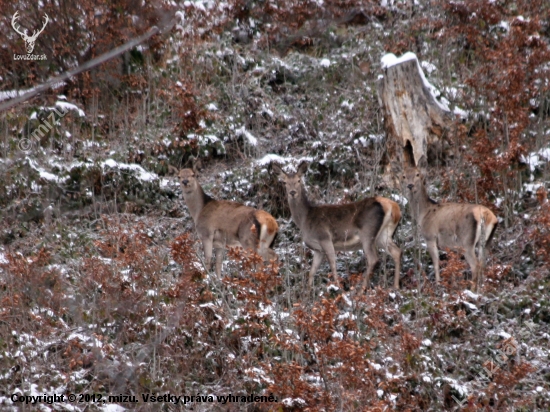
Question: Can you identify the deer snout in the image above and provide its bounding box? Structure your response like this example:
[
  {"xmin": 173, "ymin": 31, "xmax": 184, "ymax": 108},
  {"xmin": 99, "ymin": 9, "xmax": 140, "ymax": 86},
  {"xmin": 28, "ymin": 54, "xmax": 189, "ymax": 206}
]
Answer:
[
  {"xmin": 182, "ymin": 179, "xmax": 189, "ymax": 186},
  {"xmin": 407, "ymin": 184, "xmax": 414, "ymax": 190},
  {"xmin": 289, "ymin": 190, "xmax": 297, "ymax": 197}
]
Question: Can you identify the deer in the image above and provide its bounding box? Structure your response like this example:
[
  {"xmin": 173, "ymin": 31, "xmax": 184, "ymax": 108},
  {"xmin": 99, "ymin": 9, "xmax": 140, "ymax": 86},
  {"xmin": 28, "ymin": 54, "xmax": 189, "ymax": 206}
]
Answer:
[
  {"xmin": 170, "ymin": 166, "xmax": 278, "ymax": 275},
  {"xmin": 11, "ymin": 11, "xmax": 49, "ymax": 54},
  {"xmin": 402, "ymin": 143, "xmax": 498, "ymax": 292},
  {"xmin": 272, "ymin": 161, "xmax": 402, "ymax": 290}
]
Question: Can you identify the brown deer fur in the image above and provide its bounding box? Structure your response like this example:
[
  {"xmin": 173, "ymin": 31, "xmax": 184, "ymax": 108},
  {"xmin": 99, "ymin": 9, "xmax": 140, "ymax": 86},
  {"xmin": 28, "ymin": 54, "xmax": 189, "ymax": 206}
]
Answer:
[
  {"xmin": 273, "ymin": 161, "xmax": 402, "ymax": 290},
  {"xmin": 172, "ymin": 167, "xmax": 278, "ymax": 275},
  {"xmin": 403, "ymin": 159, "xmax": 497, "ymax": 292}
]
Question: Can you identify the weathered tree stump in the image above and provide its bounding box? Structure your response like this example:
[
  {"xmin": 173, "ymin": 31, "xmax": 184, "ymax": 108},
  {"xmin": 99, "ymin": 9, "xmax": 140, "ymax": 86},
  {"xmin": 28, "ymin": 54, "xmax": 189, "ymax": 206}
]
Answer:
[{"xmin": 378, "ymin": 52, "xmax": 455, "ymax": 182}]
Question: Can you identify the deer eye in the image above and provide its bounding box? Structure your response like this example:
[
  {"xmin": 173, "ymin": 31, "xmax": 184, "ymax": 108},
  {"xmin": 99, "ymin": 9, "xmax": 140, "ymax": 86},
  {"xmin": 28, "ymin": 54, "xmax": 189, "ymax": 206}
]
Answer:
[{"xmin": 416, "ymin": 173, "xmax": 420, "ymax": 177}]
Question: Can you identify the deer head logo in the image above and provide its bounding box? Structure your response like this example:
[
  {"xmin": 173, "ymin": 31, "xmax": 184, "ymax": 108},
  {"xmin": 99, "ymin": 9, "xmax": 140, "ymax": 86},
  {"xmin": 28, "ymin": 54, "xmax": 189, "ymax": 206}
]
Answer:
[{"xmin": 11, "ymin": 11, "xmax": 49, "ymax": 54}]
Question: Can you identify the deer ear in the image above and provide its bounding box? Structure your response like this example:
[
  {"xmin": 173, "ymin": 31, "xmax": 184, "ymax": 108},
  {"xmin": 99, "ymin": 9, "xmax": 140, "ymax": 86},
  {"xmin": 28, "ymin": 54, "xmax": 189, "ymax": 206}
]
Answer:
[
  {"xmin": 190, "ymin": 157, "xmax": 203, "ymax": 174},
  {"xmin": 296, "ymin": 161, "xmax": 309, "ymax": 176},
  {"xmin": 271, "ymin": 163, "xmax": 286, "ymax": 179},
  {"xmin": 168, "ymin": 165, "xmax": 179, "ymax": 175}
]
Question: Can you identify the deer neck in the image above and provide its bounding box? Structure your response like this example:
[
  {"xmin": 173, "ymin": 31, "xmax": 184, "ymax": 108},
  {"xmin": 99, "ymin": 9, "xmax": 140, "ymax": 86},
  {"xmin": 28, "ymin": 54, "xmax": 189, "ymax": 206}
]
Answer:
[
  {"xmin": 409, "ymin": 183, "xmax": 434, "ymax": 223},
  {"xmin": 183, "ymin": 185, "xmax": 209, "ymax": 222},
  {"xmin": 288, "ymin": 186, "xmax": 312, "ymax": 229}
]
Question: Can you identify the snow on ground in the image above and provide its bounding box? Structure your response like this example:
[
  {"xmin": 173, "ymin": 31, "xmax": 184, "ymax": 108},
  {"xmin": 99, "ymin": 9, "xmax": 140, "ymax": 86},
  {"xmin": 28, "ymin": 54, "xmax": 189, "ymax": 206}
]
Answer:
[
  {"xmin": 257, "ymin": 154, "xmax": 314, "ymax": 168},
  {"xmin": 102, "ymin": 159, "xmax": 158, "ymax": 182},
  {"xmin": 27, "ymin": 158, "xmax": 62, "ymax": 183},
  {"xmin": 55, "ymin": 101, "xmax": 85, "ymax": 117},
  {"xmin": 282, "ymin": 398, "xmax": 306, "ymax": 407},
  {"xmin": 0, "ymin": 83, "xmax": 66, "ymax": 103},
  {"xmin": 319, "ymin": 58, "xmax": 331, "ymax": 67},
  {"xmin": 235, "ymin": 126, "xmax": 258, "ymax": 146},
  {"xmin": 522, "ymin": 147, "xmax": 550, "ymax": 172},
  {"xmin": 25, "ymin": 155, "xmax": 159, "ymax": 189}
]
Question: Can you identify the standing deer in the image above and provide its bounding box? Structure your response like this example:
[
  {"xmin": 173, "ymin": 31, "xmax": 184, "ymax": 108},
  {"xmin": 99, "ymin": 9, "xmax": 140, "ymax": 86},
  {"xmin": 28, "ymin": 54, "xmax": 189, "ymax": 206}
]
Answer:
[
  {"xmin": 171, "ymin": 166, "xmax": 278, "ymax": 275},
  {"xmin": 402, "ymin": 146, "xmax": 498, "ymax": 291},
  {"xmin": 272, "ymin": 161, "xmax": 402, "ymax": 290}
]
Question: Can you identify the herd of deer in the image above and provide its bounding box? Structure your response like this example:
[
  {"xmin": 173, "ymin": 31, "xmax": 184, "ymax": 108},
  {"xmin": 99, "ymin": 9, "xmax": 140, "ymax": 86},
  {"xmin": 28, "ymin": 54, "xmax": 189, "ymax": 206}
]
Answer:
[{"xmin": 170, "ymin": 151, "xmax": 497, "ymax": 293}]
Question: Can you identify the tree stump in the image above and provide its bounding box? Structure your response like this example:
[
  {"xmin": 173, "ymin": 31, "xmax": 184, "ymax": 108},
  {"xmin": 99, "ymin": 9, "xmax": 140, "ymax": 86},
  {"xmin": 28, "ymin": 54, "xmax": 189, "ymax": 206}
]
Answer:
[{"xmin": 378, "ymin": 52, "xmax": 455, "ymax": 182}]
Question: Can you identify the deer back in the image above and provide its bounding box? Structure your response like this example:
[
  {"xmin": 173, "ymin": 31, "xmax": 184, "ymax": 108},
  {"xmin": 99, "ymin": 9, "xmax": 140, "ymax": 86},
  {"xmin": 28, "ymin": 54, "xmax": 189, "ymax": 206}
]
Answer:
[
  {"xmin": 273, "ymin": 162, "xmax": 391, "ymax": 251},
  {"xmin": 404, "ymin": 166, "xmax": 497, "ymax": 249},
  {"xmin": 303, "ymin": 198, "xmax": 387, "ymax": 247},
  {"xmin": 174, "ymin": 167, "xmax": 278, "ymax": 254}
]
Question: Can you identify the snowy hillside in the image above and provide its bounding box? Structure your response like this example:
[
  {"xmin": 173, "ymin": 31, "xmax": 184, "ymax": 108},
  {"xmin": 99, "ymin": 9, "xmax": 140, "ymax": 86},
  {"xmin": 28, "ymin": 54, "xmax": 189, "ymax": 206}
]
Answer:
[{"xmin": 0, "ymin": 0, "xmax": 549, "ymax": 410}]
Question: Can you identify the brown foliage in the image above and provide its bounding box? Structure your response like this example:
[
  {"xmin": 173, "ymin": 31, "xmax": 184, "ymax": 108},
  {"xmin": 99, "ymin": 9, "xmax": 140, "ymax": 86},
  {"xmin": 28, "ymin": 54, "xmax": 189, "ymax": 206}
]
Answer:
[
  {"xmin": 439, "ymin": 249, "xmax": 470, "ymax": 291},
  {"xmin": 159, "ymin": 77, "xmax": 208, "ymax": 136},
  {"xmin": 0, "ymin": 249, "xmax": 63, "ymax": 325},
  {"xmin": 436, "ymin": 0, "xmax": 550, "ymax": 200},
  {"xmin": 529, "ymin": 189, "xmax": 550, "ymax": 270}
]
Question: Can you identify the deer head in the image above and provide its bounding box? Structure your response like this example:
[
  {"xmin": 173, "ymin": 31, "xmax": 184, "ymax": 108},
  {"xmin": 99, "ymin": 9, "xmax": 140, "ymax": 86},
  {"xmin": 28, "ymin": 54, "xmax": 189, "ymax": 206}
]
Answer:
[
  {"xmin": 272, "ymin": 161, "xmax": 308, "ymax": 201},
  {"xmin": 12, "ymin": 11, "xmax": 49, "ymax": 54}
]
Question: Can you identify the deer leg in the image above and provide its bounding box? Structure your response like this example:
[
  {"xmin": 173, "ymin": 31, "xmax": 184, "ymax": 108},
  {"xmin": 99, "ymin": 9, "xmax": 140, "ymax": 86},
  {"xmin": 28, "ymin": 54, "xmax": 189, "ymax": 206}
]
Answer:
[
  {"xmin": 319, "ymin": 239, "xmax": 338, "ymax": 283},
  {"xmin": 387, "ymin": 241, "xmax": 402, "ymax": 289},
  {"xmin": 361, "ymin": 238, "xmax": 379, "ymax": 291},
  {"xmin": 202, "ymin": 236, "xmax": 214, "ymax": 273},
  {"xmin": 258, "ymin": 233, "xmax": 276, "ymax": 262},
  {"xmin": 214, "ymin": 248, "xmax": 224, "ymax": 276},
  {"xmin": 376, "ymin": 229, "xmax": 401, "ymax": 289},
  {"xmin": 464, "ymin": 246, "xmax": 480, "ymax": 292},
  {"xmin": 475, "ymin": 220, "xmax": 488, "ymax": 292},
  {"xmin": 426, "ymin": 240, "xmax": 440, "ymax": 284},
  {"xmin": 309, "ymin": 250, "xmax": 324, "ymax": 287}
]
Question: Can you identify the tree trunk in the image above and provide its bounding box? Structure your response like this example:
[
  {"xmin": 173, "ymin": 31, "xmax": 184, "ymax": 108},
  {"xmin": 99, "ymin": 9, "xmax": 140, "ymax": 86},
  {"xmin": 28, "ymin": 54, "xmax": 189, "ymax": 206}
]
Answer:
[{"xmin": 378, "ymin": 53, "xmax": 455, "ymax": 183}]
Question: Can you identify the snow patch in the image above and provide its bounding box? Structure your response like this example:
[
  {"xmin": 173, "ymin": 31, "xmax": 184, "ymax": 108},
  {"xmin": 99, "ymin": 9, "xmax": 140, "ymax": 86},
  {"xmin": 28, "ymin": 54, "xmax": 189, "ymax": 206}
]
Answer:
[
  {"xmin": 381, "ymin": 52, "xmax": 417, "ymax": 69},
  {"xmin": 391, "ymin": 193, "xmax": 408, "ymax": 205},
  {"xmin": 421, "ymin": 61, "xmax": 437, "ymax": 74},
  {"xmin": 462, "ymin": 290, "xmax": 479, "ymax": 300},
  {"xmin": 498, "ymin": 330, "xmax": 512, "ymax": 339},
  {"xmin": 521, "ymin": 147, "xmax": 550, "ymax": 172},
  {"xmin": 257, "ymin": 154, "xmax": 314, "ymax": 168},
  {"xmin": 27, "ymin": 158, "xmax": 61, "ymax": 182},
  {"xmin": 282, "ymin": 398, "xmax": 306, "ymax": 407},
  {"xmin": 235, "ymin": 126, "xmax": 258, "ymax": 146},
  {"xmin": 461, "ymin": 301, "xmax": 478, "ymax": 312},
  {"xmin": 102, "ymin": 159, "xmax": 158, "ymax": 182},
  {"xmin": 341, "ymin": 100, "xmax": 354, "ymax": 110},
  {"xmin": 56, "ymin": 101, "xmax": 85, "ymax": 117},
  {"xmin": 443, "ymin": 377, "xmax": 468, "ymax": 397}
]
